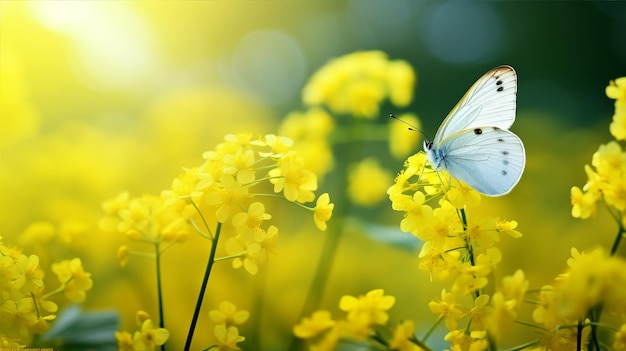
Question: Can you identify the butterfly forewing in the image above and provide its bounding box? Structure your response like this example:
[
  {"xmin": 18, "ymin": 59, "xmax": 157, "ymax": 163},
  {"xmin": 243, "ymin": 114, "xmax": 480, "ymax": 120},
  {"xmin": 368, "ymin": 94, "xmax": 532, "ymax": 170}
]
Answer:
[{"xmin": 434, "ymin": 66, "xmax": 517, "ymax": 145}]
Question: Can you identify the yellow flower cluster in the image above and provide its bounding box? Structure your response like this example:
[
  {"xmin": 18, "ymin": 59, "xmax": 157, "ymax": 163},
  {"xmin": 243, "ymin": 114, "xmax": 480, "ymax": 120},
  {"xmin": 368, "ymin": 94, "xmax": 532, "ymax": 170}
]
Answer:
[
  {"xmin": 208, "ymin": 301, "xmax": 249, "ymax": 351},
  {"xmin": 527, "ymin": 247, "xmax": 626, "ymax": 350},
  {"xmin": 115, "ymin": 311, "xmax": 169, "ymax": 351},
  {"xmin": 0, "ymin": 237, "xmax": 93, "ymax": 347},
  {"xmin": 294, "ymin": 289, "xmax": 421, "ymax": 350},
  {"xmin": 101, "ymin": 192, "xmax": 190, "ymax": 266},
  {"xmin": 572, "ymin": 77, "xmax": 626, "ymax": 222},
  {"xmin": 302, "ymin": 51, "xmax": 415, "ymax": 119},
  {"xmin": 388, "ymin": 153, "xmax": 521, "ymax": 294}
]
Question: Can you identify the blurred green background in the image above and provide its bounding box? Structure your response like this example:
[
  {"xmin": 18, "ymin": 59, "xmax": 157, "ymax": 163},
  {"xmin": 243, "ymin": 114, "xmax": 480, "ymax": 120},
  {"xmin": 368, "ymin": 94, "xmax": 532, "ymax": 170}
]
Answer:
[{"xmin": 1, "ymin": 1, "xmax": 625, "ymax": 350}]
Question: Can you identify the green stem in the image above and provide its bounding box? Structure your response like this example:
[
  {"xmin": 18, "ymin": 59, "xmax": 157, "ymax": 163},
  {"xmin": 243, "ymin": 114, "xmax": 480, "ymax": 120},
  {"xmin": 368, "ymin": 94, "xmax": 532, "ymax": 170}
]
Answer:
[
  {"xmin": 155, "ymin": 243, "xmax": 166, "ymax": 351},
  {"xmin": 421, "ymin": 314, "xmax": 444, "ymax": 343},
  {"xmin": 184, "ymin": 222, "xmax": 222, "ymax": 351},
  {"xmin": 609, "ymin": 217, "xmax": 624, "ymax": 256}
]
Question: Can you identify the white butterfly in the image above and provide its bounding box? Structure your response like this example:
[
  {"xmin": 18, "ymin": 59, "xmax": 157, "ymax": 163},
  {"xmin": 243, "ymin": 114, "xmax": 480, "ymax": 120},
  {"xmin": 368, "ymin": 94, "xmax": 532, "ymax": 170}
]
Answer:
[{"xmin": 423, "ymin": 65, "xmax": 525, "ymax": 197}]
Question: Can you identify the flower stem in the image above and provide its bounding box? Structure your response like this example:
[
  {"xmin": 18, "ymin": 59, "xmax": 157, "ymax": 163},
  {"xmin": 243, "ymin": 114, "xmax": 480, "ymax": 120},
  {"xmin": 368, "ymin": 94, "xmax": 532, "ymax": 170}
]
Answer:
[
  {"xmin": 155, "ymin": 243, "xmax": 166, "ymax": 351},
  {"xmin": 184, "ymin": 222, "xmax": 222, "ymax": 351},
  {"xmin": 609, "ymin": 219, "xmax": 624, "ymax": 256}
]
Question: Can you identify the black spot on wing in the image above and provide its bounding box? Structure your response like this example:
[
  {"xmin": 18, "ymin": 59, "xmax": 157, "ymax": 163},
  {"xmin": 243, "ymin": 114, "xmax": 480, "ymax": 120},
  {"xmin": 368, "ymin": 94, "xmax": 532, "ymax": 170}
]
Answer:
[{"xmin": 474, "ymin": 128, "xmax": 483, "ymax": 135}]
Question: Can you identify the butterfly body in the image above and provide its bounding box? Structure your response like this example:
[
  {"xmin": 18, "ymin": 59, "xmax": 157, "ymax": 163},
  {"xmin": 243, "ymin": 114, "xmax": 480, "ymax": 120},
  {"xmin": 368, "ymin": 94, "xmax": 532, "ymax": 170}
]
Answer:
[{"xmin": 424, "ymin": 66, "xmax": 525, "ymax": 197}]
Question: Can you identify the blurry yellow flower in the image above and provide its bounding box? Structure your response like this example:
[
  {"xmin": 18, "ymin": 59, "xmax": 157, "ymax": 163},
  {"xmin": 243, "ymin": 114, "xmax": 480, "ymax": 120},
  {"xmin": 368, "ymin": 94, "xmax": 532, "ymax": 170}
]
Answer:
[
  {"xmin": 214, "ymin": 325, "xmax": 244, "ymax": 351},
  {"xmin": 339, "ymin": 289, "xmax": 395, "ymax": 327},
  {"xmin": 389, "ymin": 113, "xmax": 422, "ymax": 159},
  {"xmin": 278, "ymin": 108, "xmax": 334, "ymax": 177},
  {"xmin": 395, "ymin": 191, "xmax": 434, "ymax": 236},
  {"xmin": 559, "ymin": 247, "xmax": 626, "ymax": 318},
  {"xmin": 51, "ymin": 258, "xmax": 93, "ymax": 303},
  {"xmin": 0, "ymin": 47, "xmax": 40, "ymax": 148},
  {"xmin": 269, "ymin": 152, "xmax": 318, "ymax": 203},
  {"xmin": 389, "ymin": 320, "xmax": 423, "ymax": 351},
  {"xmin": 115, "ymin": 330, "xmax": 134, "ymax": 351},
  {"xmin": 293, "ymin": 310, "xmax": 335, "ymax": 339},
  {"xmin": 428, "ymin": 289, "xmax": 466, "ymax": 331},
  {"xmin": 117, "ymin": 245, "xmax": 130, "ymax": 267},
  {"xmin": 314, "ymin": 193, "xmax": 334, "ymax": 231},
  {"xmin": 606, "ymin": 77, "xmax": 626, "ymax": 100},
  {"xmin": 387, "ymin": 60, "xmax": 416, "ymax": 107},
  {"xmin": 302, "ymin": 51, "xmax": 415, "ymax": 119},
  {"xmin": 570, "ymin": 186, "xmax": 598, "ymax": 219},
  {"xmin": 614, "ymin": 324, "xmax": 626, "ymax": 350},
  {"xmin": 209, "ymin": 301, "xmax": 250, "ymax": 326},
  {"xmin": 444, "ymin": 329, "xmax": 488, "ymax": 351},
  {"xmin": 347, "ymin": 158, "xmax": 394, "ymax": 207},
  {"xmin": 18, "ymin": 221, "xmax": 56, "ymax": 248},
  {"xmin": 488, "ymin": 292, "xmax": 517, "ymax": 340}
]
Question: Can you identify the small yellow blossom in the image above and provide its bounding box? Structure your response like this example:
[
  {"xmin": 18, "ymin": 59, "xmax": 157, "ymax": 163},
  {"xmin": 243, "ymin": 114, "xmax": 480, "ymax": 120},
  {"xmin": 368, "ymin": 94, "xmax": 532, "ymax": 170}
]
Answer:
[
  {"xmin": 115, "ymin": 330, "xmax": 134, "ymax": 351},
  {"xmin": 51, "ymin": 258, "xmax": 93, "ymax": 303},
  {"xmin": 293, "ymin": 310, "xmax": 335, "ymax": 339},
  {"xmin": 428, "ymin": 289, "xmax": 467, "ymax": 331},
  {"xmin": 133, "ymin": 317, "xmax": 169, "ymax": 350},
  {"xmin": 389, "ymin": 320, "xmax": 424, "ymax": 351},
  {"xmin": 214, "ymin": 325, "xmax": 244, "ymax": 351},
  {"xmin": 347, "ymin": 158, "xmax": 394, "ymax": 207},
  {"xmin": 339, "ymin": 289, "xmax": 395, "ymax": 328},
  {"xmin": 314, "ymin": 193, "xmax": 334, "ymax": 231},
  {"xmin": 269, "ymin": 152, "xmax": 318, "ymax": 203},
  {"xmin": 209, "ymin": 301, "xmax": 250, "ymax": 326},
  {"xmin": 232, "ymin": 202, "xmax": 271, "ymax": 240}
]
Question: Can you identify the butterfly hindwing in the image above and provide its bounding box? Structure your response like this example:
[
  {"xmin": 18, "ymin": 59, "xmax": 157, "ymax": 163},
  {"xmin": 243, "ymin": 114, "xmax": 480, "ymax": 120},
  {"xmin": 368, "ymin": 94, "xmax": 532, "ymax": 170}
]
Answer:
[
  {"xmin": 434, "ymin": 66, "xmax": 517, "ymax": 145},
  {"xmin": 438, "ymin": 127, "xmax": 525, "ymax": 196}
]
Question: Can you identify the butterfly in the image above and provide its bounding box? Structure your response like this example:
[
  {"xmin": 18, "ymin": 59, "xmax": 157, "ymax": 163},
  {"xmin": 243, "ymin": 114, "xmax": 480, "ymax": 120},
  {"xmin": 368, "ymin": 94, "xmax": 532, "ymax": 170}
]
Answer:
[{"xmin": 423, "ymin": 65, "xmax": 525, "ymax": 197}]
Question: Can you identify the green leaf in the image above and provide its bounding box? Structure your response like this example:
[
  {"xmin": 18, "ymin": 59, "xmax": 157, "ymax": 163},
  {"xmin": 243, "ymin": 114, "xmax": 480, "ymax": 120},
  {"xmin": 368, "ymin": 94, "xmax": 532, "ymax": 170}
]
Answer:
[{"xmin": 39, "ymin": 305, "xmax": 120, "ymax": 351}]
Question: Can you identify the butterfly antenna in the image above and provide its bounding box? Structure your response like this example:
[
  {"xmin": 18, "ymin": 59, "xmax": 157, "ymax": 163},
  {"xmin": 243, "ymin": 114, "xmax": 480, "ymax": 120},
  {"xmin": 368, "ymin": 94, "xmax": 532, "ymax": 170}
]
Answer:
[{"xmin": 389, "ymin": 114, "xmax": 427, "ymax": 140}]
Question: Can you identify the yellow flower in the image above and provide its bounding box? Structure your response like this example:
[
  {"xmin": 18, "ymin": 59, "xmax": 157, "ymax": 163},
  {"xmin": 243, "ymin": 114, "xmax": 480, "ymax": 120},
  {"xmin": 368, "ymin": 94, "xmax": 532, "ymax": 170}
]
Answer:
[
  {"xmin": 302, "ymin": 51, "xmax": 415, "ymax": 119},
  {"xmin": 269, "ymin": 152, "xmax": 318, "ymax": 203},
  {"xmin": 222, "ymin": 147, "xmax": 256, "ymax": 185},
  {"xmin": 278, "ymin": 109, "xmax": 334, "ymax": 177},
  {"xmin": 133, "ymin": 317, "xmax": 169, "ymax": 350},
  {"xmin": 115, "ymin": 330, "xmax": 134, "ymax": 351},
  {"xmin": 444, "ymin": 329, "xmax": 488, "ymax": 351},
  {"xmin": 339, "ymin": 289, "xmax": 395, "ymax": 327},
  {"xmin": 389, "ymin": 113, "xmax": 422, "ymax": 159},
  {"xmin": 614, "ymin": 324, "xmax": 626, "ymax": 351},
  {"xmin": 51, "ymin": 258, "xmax": 93, "ymax": 303},
  {"xmin": 206, "ymin": 175, "xmax": 252, "ymax": 222},
  {"xmin": 232, "ymin": 202, "xmax": 272, "ymax": 240},
  {"xmin": 347, "ymin": 158, "xmax": 394, "ymax": 207},
  {"xmin": 446, "ymin": 179, "xmax": 482, "ymax": 209},
  {"xmin": 606, "ymin": 77, "xmax": 626, "ymax": 101},
  {"xmin": 209, "ymin": 301, "xmax": 250, "ymax": 326},
  {"xmin": 293, "ymin": 310, "xmax": 335, "ymax": 339},
  {"xmin": 314, "ymin": 193, "xmax": 334, "ymax": 231},
  {"xmin": 570, "ymin": 186, "xmax": 598, "ymax": 219},
  {"xmin": 214, "ymin": 325, "xmax": 245, "ymax": 351},
  {"xmin": 428, "ymin": 289, "xmax": 467, "ymax": 331},
  {"xmin": 389, "ymin": 320, "xmax": 424, "ymax": 351},
  {"xmin": 225, "ymin": 225, "xmax": 279, "ymax": 275},
  {"xmin": 495, "ymin": 218, "xmax": 522, "ymax": 238}
]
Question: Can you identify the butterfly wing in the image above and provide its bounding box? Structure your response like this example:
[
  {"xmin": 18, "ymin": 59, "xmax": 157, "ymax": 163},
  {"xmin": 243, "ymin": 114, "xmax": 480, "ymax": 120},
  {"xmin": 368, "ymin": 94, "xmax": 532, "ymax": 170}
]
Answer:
[
  {"xmin": 434, "ymin": 66, "xmax": 517, "ymax": 145},
  {"xmin": 438, "ymin": 127, "xmax": 525, "ymax": 196}
]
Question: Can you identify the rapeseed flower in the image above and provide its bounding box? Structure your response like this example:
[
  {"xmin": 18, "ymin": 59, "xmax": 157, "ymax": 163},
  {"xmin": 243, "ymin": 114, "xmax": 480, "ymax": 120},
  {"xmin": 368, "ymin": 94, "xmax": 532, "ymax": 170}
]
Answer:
[
  {"xmin": 209, "ymin": 301, "xmax": 249, "ymax": 326},
  {"xmin": 347, "ymin": 158, "xmax": 394, "ymax": 207},
  {"xmin": 51, "ymin": 258, "xmax": 93, "ymax": 303},
  {"xmin": 302, "ymin": 51, "xmax": 415, "ymax": 119}
]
